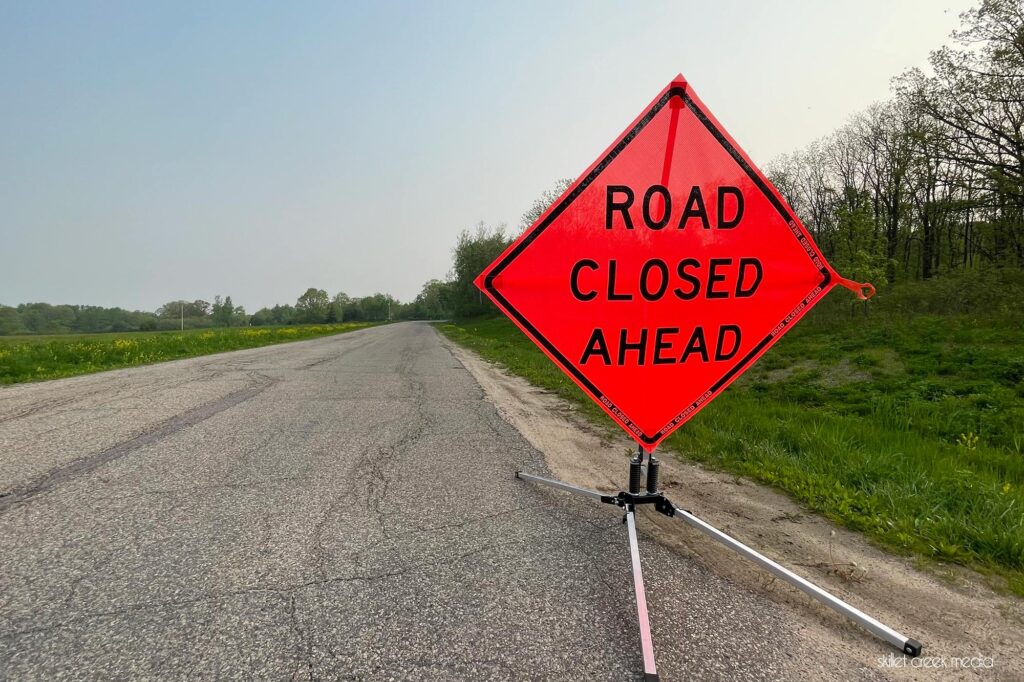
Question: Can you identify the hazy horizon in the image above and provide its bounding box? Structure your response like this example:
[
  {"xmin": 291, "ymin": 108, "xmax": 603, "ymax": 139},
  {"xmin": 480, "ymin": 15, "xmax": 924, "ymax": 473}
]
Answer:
[{"xmin": 1, "ymin": 0, "xmax": 975, "ymax": 312}]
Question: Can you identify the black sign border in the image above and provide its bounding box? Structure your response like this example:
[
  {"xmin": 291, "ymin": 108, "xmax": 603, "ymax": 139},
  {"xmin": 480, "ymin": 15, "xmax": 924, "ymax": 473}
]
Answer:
[{"xmin": 483, "ymin": 87, "xmax": 831, "ymax": 446}]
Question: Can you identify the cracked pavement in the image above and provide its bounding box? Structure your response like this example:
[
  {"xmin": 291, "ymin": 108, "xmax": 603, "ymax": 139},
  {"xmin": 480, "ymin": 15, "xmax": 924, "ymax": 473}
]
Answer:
[{"xmin": 0, "ymin": 322, "xmax": 794, "ymax": 680}]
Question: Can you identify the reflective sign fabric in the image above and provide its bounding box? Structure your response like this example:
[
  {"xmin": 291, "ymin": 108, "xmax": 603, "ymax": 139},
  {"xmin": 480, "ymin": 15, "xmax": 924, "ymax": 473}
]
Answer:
[{"xmin": 476, "ymin": 75, "xmax": 864, "ymax": 450}]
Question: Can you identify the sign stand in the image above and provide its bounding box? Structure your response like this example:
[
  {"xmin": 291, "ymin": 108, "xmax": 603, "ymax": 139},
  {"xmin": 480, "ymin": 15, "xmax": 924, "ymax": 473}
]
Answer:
[
  {"xmin": 475, "ymin": 76, "xmax": 926, "ymax": 676},
  {"xmin": 516, "ymin": 449, "xmax": 921, "ymax": 680}
]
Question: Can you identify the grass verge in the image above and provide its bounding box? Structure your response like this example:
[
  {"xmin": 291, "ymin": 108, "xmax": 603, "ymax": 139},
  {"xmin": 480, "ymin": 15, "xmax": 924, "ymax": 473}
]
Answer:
[
  {"xmin": 437, "ymin": 310, "xmax": 1024, "ymax": 597},
  {"xmin": 0, "ymin": 323, "xmax": 379, "ymax": 384}
]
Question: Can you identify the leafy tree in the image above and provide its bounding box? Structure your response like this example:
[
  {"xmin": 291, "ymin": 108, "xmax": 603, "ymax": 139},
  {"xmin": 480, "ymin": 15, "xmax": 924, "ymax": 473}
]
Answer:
[
  {"xmin": 0, "ymin": 306, "xmax": 25, "ymax": 335},
  {"xmin": 520, "ymin": 178, "xmax": 574, "ymax": 228},
  {"xmin": 359, "ymin": 293, "xmax": 396, "ymax": 321},
  {"xmin": 157, "ymin": 300, "xmax": 211, "ymax": 319},
  {"xmin": 449, "ymin": 223, "xmax": 510, "ymax": 318},
  {"xmin": 407, "ymin": 279, "xmax": 454, "ymax": 319},
  {"xmin": 18, "ymin": 303, "xmax": 75, "ymax": 334},
  {"xmin": 251, "ymin": 304, "xmax": 297, "ymax": 326},
  {"xmin": 250, "ymin": 308, "xmax": 273, "ymax": 326},
  {"xmin": 211, "ymin": 295, "xmax": 237, "ymax": 327},
  {"xmin": 275, "ymin": 304, "xmax": 297, "ymax": 324},
  {"xmin": 232, "ymin": 304, "xmax": 247, "ymax": 326},
  {"xmin": 331, "ymin": 292, "xmax": 352, "ymax": 322},
  {"xmin": 296, "ymin": 288, "xmax": 330, "ymax": 323}
]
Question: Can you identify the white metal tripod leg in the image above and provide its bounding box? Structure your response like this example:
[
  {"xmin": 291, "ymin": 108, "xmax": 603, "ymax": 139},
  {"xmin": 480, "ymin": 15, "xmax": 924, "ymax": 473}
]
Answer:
[
  {"xmin": 515, "ymin": 471, "xmax": 612, "ymax": 502},
  {"xmin": 626, "ymin": 509, "xmax": 659, "ymax": 681},
  {"xmin": 672, "ymin": 506, "xmax": 922, "ymax": 657}
]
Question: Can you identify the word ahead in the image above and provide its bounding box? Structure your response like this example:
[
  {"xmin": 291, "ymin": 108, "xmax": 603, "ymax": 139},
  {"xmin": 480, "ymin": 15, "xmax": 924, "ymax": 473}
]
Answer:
[{"xmin": 477, "ymin": 75, "xmax": 857, "ymax": 449}]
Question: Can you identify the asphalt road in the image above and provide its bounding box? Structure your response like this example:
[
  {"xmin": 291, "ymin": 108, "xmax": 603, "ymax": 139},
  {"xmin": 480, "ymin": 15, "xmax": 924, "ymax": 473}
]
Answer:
[{"xmin": 0, "ymin": 322, "xmax": 798, "ymax": 681}]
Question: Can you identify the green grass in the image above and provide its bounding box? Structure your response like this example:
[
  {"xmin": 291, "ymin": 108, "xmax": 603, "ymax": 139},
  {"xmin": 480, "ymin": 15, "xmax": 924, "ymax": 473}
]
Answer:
[
  {"xmin": 0, "ymin": 323, "xmax": 379, "ymax": 384},
  {"xmin": 437, "ymin": 301, "xmax": 1024, "ymax": 596}
]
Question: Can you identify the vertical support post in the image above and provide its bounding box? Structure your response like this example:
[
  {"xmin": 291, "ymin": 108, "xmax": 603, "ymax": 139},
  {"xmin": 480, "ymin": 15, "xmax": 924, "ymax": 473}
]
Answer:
[
  {"xmin": 628, "ymin": 457, "xmax": 643, "ymax": 494},
  {"xmin": 625, "ymin": 508, "xmax": 659, "ymax": 681},
  {"xmin": 646, "ymin": 456, "xmax": 660, "ymax": 494}
]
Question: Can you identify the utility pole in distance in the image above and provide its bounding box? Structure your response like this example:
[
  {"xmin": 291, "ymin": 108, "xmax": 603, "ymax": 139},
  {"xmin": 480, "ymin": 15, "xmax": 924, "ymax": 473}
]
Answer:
[{"xmin": 181, "ymin": 302, "xmax": 184, "ymax": 331}]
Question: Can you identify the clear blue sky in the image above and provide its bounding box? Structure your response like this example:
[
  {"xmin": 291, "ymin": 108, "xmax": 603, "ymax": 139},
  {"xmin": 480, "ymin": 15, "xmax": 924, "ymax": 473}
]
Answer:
[{"xmin": 0, "ymin": 0, "xmax": 974, "ymax": 311}]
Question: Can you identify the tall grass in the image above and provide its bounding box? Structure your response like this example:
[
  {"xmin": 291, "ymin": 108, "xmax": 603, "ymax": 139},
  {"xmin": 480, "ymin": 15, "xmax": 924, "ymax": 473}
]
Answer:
[
  {"xmin": 437, "ymin": 273, "xmax": 1024, "ymax": 594},
  {"xmin": 0, "ymin": 323, "xmax": 378, "ymax": 384}
]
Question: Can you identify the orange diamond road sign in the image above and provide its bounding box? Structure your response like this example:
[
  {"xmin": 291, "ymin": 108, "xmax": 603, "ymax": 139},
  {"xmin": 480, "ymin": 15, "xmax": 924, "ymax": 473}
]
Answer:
[{"xmin": 475, "ymin": 75, "xmax": 871, "ymax": 450}]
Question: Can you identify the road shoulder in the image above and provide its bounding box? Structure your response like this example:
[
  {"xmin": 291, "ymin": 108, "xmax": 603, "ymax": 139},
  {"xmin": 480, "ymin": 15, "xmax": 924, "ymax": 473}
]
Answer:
[{"xmin": 443, "ymin": 337, "xmax": 1024, "ymax": 681}]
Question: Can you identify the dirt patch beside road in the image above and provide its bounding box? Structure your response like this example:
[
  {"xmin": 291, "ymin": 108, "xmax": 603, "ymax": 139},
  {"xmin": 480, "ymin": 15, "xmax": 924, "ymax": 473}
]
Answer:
[{"xmin": 446, "ymin": 339, "xmax": 1024, "ymax": 681}]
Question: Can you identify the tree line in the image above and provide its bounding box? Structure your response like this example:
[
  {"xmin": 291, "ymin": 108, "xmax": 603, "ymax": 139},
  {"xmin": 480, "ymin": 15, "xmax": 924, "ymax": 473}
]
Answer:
[
  {"xmin": 250, "ymin": 290, "xmax": 399, "ymax": 326},
  {"xmin": 766, "ymin": 0, "xmax": 1024, "ymax": 285},
  {"xmin": 409, "ymin": 1, "xmax": 1024, "ymax": 320},
  {"xmin": 0, "ymin": 289, "xmax": 401, "ymax": 335}
]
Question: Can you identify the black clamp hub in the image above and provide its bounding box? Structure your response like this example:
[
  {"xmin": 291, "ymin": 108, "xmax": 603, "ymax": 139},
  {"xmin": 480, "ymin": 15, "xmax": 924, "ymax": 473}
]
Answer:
[{"xmin": 600, "ymin": 491, "xmax": 677, "ymax": 518}]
